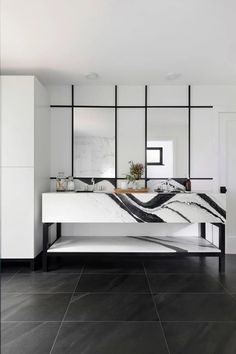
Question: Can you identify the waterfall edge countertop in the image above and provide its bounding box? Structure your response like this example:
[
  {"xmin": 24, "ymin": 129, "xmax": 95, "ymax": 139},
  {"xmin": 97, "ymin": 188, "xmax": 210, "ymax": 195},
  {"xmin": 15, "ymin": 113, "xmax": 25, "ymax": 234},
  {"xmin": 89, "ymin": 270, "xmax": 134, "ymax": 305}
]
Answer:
[{"xmin": 42, "ymin": 192, "xmax": 226, "ymax": 224}]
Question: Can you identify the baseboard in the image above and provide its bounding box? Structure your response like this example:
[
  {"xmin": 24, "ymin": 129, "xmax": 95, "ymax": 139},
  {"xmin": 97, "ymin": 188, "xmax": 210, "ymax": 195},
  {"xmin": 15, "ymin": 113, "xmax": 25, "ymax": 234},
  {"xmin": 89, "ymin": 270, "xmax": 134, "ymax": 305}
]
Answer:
[{"xmin": 1, "ymin": 252, "xmax": 43, "ymax": 269}]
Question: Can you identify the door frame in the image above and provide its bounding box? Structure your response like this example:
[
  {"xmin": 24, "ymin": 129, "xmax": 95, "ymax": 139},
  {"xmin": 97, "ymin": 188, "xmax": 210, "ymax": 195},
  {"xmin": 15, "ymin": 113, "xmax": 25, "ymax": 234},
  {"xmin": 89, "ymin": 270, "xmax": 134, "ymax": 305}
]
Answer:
[{"xmin": 214, "ymin": 106, "xmax": 236, "ymax": 253}]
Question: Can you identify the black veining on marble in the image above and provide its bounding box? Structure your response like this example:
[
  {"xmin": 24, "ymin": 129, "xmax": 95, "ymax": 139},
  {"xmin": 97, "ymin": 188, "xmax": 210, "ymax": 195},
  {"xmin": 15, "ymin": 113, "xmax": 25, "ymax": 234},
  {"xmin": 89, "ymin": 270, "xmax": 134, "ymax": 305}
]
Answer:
[
  {"xmin": 128, "ymin": 236, "xmax": 188, "ymax": 253},
  {"xmin": 108, "ymin": 193, "xmax": 143, "ymax": 222},
  {"xmin": 109, "ymin": 193, "xmax": 164, "ymax": 223},
  {"xmin": 163, "ymin": 206, "xmax": 191, "ymax": 222},
  {"xmin": 144, "ymin": 236, "xmax": 217, "ymax": 250},
  {"xmin": 165, "ymin": 200, "xmax": 225, "ymax": 223},
  {"xmin": 126, "ymin": 193, "xmax": 175, "ymax": 209},
  {"xmin": 107, "ymin": 192, "xmax": 225, "ymax": 223},
  {"xmin": 198, "ymin": 193, "xmax": 226, "ymax": 219}
]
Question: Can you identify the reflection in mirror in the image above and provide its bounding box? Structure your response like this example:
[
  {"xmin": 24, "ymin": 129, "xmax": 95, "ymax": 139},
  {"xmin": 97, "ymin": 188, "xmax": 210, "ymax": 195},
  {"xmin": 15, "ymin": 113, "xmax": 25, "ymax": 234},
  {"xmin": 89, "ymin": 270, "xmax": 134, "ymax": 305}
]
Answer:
[
  {"xmin": 147, "ymin": 109, "xmax": 188, "ymax": 178},
  {"xmin": 74, "ymin": 108, "xmax": 115, "ymax": 177}
]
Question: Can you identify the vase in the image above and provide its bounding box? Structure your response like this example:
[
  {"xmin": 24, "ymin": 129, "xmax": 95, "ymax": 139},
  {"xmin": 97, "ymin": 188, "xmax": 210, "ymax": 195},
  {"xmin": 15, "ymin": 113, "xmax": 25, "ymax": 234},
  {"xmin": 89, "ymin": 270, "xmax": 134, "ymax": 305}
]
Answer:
[
  {"xmin": 131, "ymin": 181, "xmax": 137, "ymax": 189},
  {"xmin": 120, "ymin": 180, "xmax": 128, "ymax": 189}
]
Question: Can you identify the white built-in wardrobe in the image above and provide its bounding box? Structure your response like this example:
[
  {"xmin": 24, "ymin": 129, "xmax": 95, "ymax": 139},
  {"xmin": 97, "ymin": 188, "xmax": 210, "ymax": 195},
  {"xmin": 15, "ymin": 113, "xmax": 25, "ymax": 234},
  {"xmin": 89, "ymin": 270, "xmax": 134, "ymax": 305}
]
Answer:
[{"xmin": 0, "ymin": 76, "xmax": 50, "ymax": 264}]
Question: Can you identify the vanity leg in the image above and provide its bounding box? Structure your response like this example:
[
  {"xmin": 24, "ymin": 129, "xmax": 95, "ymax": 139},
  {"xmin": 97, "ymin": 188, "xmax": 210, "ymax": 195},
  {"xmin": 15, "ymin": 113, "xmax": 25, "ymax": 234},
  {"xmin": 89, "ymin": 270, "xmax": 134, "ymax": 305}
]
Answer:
[
  {"xmin": 219, "ymin": 254, "xmax": 225, "ymax": 273},
  {"xmin": 56, "ymin": 223, "xmax": 61, "ymax": 239},
  {"xmin": 56, "ymin": 223, "xmax": 62, "ymax": 267},
  {"xmin": 218, "ymin": 224, "xmax": 225, "ymax": 274},
  {"xmin": 43, "ymin": 223, "xmax": 49, "ymax": 272},
  {"xmin": 200, "ymin": 223, "xmax": 206, "ymax": 239}
]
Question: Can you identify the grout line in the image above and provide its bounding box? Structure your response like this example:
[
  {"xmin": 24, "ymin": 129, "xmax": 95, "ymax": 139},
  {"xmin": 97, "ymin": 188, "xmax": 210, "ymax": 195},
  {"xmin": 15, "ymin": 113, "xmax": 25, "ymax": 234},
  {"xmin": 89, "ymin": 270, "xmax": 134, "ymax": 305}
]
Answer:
[
  {"xmin": 1, "ymin": 291, "xmax": 228, "ymax": 295},
  {"xmin": 143, "ymin": 262, "xmax": 171, "ymax": 354},
  {"xmin": 7, "ymin": 271, "xmax": 223, "ymax": 275},
  {"xmin": 3, "ymin": 320, "xmax": 236, "ymax": 323},
  {"xmin": 76, "ymin": 272, "xmax": 146, "ymax": 275},
  {"xmin": 49, "ymin": 265, "xmax": 85, "ymax": 354},
  {"xmin": 1, "ymin": 291, "xmax": 152, "ymax": 295},
  {"xmin": 215, "ymin": 275, "xmax": 236, "ymax": 302},
  {"xmin": 1, "ymin": 269, "xmax": 21, "ymax": 285}
]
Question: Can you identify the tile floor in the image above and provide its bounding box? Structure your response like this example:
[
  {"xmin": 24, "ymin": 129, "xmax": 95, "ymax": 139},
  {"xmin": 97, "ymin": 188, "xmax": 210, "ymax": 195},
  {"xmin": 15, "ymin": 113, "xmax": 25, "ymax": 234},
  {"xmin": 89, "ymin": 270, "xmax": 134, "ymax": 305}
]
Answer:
[{"xmin": 1, "ymin": 255, "xmax": 236, "ymax": 354}]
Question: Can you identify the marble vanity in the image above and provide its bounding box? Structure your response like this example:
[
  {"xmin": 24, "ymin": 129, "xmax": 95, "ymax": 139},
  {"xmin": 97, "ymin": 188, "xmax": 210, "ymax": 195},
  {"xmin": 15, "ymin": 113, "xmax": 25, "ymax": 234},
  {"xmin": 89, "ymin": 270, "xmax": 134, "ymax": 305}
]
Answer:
[{"xmin": 42, "ymin": 191, "xmax": 226, "ymax": 272}]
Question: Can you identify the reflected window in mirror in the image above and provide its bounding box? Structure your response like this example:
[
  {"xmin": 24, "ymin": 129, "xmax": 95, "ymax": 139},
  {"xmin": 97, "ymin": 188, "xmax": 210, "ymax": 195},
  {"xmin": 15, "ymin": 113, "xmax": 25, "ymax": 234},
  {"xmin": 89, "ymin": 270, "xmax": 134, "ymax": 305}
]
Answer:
[
  {"xmin": 147, "ymin": 108, "xmax": 188, "ymax": 178},
  {"xmin": 74, "ymin": 108, "xmax": 115, "ymax": 177},
  {"xmin": 147, "ymin": 147, "xmax": 163, "ymax": 165},
  {"xmin": 147, "ymin": 141, "xmax": 173, "ymax": 178}
]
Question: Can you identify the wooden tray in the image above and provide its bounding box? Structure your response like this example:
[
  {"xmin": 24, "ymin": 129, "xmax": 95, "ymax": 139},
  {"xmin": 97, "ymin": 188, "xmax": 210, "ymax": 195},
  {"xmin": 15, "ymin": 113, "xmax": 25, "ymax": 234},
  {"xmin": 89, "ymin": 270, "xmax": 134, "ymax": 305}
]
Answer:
[{"xmin": 113, "ymin": 188, "xmax": 149, "ymax": 193}]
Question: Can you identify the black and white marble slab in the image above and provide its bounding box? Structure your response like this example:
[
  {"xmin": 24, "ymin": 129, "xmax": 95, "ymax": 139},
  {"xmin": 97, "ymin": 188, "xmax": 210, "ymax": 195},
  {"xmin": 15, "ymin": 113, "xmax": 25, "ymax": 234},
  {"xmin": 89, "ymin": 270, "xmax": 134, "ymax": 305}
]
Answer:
[
  {"xmin": 47, "ymin": 236, "xmax": 221, "ymax": 254},
  {"xmin": 42, "ymin": 192, "xmax": 226, "ymax": 224}
]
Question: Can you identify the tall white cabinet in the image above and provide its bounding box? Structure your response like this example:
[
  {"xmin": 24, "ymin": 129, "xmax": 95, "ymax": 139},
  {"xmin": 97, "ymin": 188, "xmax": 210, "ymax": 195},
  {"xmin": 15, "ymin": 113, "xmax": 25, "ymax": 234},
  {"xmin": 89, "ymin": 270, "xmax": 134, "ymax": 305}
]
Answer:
[{"xmin": 1, "ymin": 76, "xmax": 50, "ymax": 263}]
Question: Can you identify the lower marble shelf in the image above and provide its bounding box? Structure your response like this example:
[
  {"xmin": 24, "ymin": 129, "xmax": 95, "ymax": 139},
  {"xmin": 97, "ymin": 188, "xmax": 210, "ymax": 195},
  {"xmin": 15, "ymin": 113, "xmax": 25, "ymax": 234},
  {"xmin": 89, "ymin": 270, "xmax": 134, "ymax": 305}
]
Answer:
[{"xmin": 47, "ymin": 236, "xmax": 221, "ymax": 254}]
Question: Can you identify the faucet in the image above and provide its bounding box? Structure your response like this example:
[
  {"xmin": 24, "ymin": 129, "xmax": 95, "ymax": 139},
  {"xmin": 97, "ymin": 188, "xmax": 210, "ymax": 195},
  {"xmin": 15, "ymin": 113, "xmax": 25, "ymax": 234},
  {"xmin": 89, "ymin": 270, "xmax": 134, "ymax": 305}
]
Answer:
[{"xmin": 166, "ymin": 178, "xmax": 170, "ymax": 192}]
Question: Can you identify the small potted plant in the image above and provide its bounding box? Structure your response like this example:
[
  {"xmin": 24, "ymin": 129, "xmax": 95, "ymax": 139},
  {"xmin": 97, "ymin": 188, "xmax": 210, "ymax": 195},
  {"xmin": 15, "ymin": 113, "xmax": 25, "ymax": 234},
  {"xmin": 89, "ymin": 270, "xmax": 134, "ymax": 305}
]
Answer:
[{"xmin": 125, "ymin": 161, "xmax": 144, "ymax": 189}]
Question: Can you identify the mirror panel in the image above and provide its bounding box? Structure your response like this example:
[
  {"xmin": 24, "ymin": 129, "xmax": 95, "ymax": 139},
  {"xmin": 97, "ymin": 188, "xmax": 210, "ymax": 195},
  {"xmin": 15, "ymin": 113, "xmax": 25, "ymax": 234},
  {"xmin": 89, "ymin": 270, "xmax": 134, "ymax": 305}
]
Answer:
[
  {"xmin": 147, "ymin": 108, "xmax": 188, "ymax": 178},
  {"xmin": 117, "ymin": 108, "xmax": 145, "ymax": 178},
  {"xmin": 74, "ymin": 108, "xmax": 115, "ymax": 177}
]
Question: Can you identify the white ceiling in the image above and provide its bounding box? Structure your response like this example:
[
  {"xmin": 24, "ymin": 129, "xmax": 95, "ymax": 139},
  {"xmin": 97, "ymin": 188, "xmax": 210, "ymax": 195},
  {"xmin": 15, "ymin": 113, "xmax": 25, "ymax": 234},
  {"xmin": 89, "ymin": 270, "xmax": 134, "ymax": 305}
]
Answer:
[{"xmin": 1, "ymin": 0, "xmax": 236, "ymax": 85}]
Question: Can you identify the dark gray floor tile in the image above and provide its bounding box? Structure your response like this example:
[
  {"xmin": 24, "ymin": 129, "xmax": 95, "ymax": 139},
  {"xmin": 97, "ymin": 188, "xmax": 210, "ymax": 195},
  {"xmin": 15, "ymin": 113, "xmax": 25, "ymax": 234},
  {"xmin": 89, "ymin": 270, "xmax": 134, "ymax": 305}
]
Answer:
[
  {"xmin": 83, "ymin": 260, "xmax": 144, "ymax": 274},
  {"xmin": 218, "ymin": 273, "xmax": 236, "ymax": 293},
  {"xmin": 2, "ymin": 273, "xmax": 79, "ymax": 293},
  {"xmin": 65, "ymin": 293, "xmax": 158, "ymax": 321},
  {"xmin": 155, "ymin": 293, "xmax": 236, "ymax": 321},
  {"xmin": 75, "ymin": 274, "xmax": 150, "ymax": 293},
  {"xmin": 1, "ymin": 293, "xmax": 71, "ymax": 321},
  {"xmin": 51, "ymin": 322, "xmax": 169, "ymax": 354},
  {"xmin": 148, "ymin": 274, "xmax": 225, "ymax": 293},
  {"xmin": 1, "ymin": 273, "xmax": 16, "ymax": 285},
  {"xmin": 163, "ymin": 322, "xmax": 236, "ymax": 354},
  {"xmin": 48, "ymin": 259, "xmax": 84, "ymax": 273},
  {"xmin": 1, "ymin": 321, "xmax": 60, "ymax": 354},
  {"xmin": 225, "ymin": 255, "xmax": 236, "ymax": 273},
  {"xmin": 144, "ymin": 257, "xmax": 214, "ymax": 273}
]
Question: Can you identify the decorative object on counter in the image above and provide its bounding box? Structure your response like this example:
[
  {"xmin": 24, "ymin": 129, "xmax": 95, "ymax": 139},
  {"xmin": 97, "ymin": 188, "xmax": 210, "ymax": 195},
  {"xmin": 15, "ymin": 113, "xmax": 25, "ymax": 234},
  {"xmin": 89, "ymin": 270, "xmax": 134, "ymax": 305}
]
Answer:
[
  {"xmin": 67, "ymin": 176, "xmax": 75, "ymax": 191},
  {"xmin": 185, "ymin": 178, "xmax": 191, "ymax": 192},
  {"xmin": 76, "ymin": 179, "xmax": 115, "ymax": 192},
  {"xmin": 56, "ymin": 172, "xmax": 67, "ymax": 192},
  {"xmin": 120, "ymin": 180, "xmax": 128, "ymax": 189},
  {"xmin": 125, "ymin": 161, "xmax": 144, "ymax": 189},
  {"xmin": 114, "ymin": 188, "xmax": 149, "ymax": 193},
  {"xmin": 149, "ymin": 178, "xmax": 186, "ymax": 193}
]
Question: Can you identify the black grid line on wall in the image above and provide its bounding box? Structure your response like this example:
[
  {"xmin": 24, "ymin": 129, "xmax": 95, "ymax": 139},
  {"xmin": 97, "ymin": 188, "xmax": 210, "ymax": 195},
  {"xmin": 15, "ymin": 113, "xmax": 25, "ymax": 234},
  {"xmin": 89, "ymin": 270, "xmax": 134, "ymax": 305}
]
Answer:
[{"xmin": 50, "ymin": 85, "xmax": 213, "ymax": 183}]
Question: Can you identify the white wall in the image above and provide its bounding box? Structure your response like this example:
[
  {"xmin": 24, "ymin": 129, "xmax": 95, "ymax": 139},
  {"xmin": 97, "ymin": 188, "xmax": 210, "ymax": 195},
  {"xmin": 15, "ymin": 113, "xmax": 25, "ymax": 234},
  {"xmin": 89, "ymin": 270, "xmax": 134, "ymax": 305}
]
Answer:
[{"xmin": 48, "ymin": 84, "xmax": 236, "ymax": 251}]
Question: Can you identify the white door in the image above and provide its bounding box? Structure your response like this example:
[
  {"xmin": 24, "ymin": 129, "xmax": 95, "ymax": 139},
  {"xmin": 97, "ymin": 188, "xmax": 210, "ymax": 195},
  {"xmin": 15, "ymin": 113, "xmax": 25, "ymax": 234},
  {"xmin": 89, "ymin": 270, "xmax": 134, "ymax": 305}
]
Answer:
[{"xmin": 219, "ymin": 113, "xmax": 236, "ymax": 253}]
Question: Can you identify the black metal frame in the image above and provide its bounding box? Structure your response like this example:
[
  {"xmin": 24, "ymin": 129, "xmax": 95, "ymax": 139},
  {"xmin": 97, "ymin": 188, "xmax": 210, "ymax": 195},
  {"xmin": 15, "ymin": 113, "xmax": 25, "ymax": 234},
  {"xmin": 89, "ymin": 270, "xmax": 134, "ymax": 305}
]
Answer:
[
  {"xmin": 42, "ymin": 221, "xmax": 225, "ymax": 273},
  {"xmin": 50, "ymin": 84, "xmax": 213, "ymax": 184},
  {"xmin": 146, "ymin": 147, "xmax": 163, "ymax": 166},
  {"xmin": 45, "ymin": 86, "xmax": 224, "ymax": 273}
]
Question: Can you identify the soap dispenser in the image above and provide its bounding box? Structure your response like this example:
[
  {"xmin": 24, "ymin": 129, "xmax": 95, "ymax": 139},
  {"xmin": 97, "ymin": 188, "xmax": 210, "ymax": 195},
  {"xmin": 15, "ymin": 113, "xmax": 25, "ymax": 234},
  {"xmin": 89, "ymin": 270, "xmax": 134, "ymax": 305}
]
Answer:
[{"xmin": 185, "ymin": 178, "xmax": 191, "ymax": 192}]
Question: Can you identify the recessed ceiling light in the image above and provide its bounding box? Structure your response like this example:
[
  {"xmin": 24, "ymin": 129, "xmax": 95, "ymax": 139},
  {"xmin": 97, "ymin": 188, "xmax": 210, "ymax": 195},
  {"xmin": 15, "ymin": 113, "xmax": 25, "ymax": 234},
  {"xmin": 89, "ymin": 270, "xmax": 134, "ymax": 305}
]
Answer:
[
  {"xmin": 166, "ymin": 72, "xmax": 182, "ymax": 80},
  {"xmin": 85, "ymin": 72, "xmax": 99, "ymax": 80}
]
